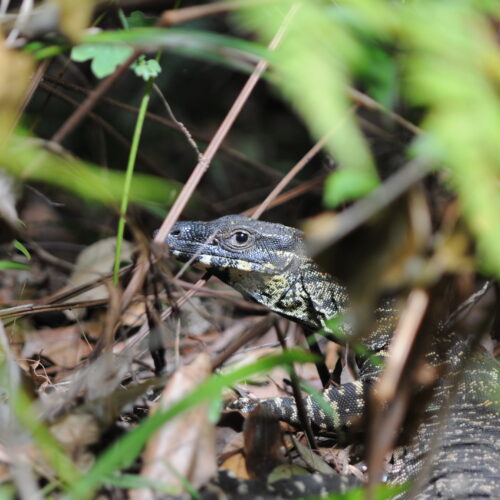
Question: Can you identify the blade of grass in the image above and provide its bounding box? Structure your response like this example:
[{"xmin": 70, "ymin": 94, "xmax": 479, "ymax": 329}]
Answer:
[
  {"xmin": 13, "ymin": 240, "xmax": 31, "ymax": 261},
  {"xmin": 113, "ymin": 70, "xmax": 157, "ymax": 284},
  {"xmin": 67, "ymin": 349, "xmax": 314, "ymax": 499},
  {"xmin": 1, "ymin": 323, "xmax": 79, "ymax": 487},
  {"xmin": 306, "ymin": 482, "xmax": 407, "ymax": 500},
  {"xmin": 13, "ymin": 391, "xmax": 81, "ymax": 485},
  {"xmin": 0, "ymin": 261, "xmax": 29, "ymax": 270}
]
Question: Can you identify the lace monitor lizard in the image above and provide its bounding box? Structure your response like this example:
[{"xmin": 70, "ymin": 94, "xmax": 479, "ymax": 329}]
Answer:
[{"xmin": 167, "ymin": 215, "xmax": 500, "ymax": 499}]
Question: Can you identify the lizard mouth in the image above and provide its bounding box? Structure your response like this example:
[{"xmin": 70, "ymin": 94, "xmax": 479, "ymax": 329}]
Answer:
[
  {"xmin": 168, "ymin": 242, "xmax": 279, "ymax": 273},
  {"xmin": 168, "ymin": 240, "xmax": 216, "ymax": 260}
]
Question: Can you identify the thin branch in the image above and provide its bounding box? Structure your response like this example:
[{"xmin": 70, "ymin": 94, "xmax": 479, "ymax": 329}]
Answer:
[
  {"xmin": 306, "ymin": 158, "xmax": 430, "ymax": 256},
  {"xmin": 0, "ymin": 298, "xmax": 109, "ymax": 321},
  {"xmin": 154, "ymin": 3, "xmax": 301, "ymax": 244},
  {"xmin": 152, "ymin": 82, "xmax": 201, "ymax": 159},
  {"xmin": 250, "ymin": 107, "xmax": 356, "ymax": 219},
  {"xmin": 443, "ymin": 281, "xmax": 493, "ymax": 333},
  {"xmin": 159, "ymin": 0, "xmax": 276, "ymax": 27},
  {"xmin": 275, "ymin": 323, "xmax": 318, "ymax": 450},
  {"xmin": 348, "ymin": 88, "xmax": 422, "ymax": 137},
  {"xmin": 119, "ymin": 5, "xmax": 301, "ymax": 315},
  {"xmin": 376, "ymin": 289, "xmax": 429, "ymax": 403},
  {"xmin": 121, "ymin": 274, "xmax": 211, "ymax": 352},
  {"xmin": 5, "ymin": 0, "xmax": 33, "ymax": 47},
  {"xmin": 39, "ymin": 81, "xmax": 162, "ymax": 175},
  {"xmin": 25, "ymin": 239, "xmax": 75, "ymax": 271},
  {"xmin": 241, "ymin": 174, "xmax": 326, "ymax": 216},
  {"xmin": 43, "ymin": 75, "xmax": 299, "ymax": 183},
  {"xmin": 50, "ymin": 51, "xmax": 140, "ymax": 144}
]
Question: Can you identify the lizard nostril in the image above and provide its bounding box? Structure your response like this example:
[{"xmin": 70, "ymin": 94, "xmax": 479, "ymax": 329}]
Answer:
[{"xmin": 170, "ymin": 229, "xmax": 181, "ymax": 237}]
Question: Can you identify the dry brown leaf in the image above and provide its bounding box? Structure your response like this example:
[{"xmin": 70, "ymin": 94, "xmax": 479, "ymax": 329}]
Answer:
[
  {"xmin": 50, "ymin": 413, "xmax": 100, "ymax": 449},
  {"xmin": 131, "ymin": 353, "xmax": 216, "ymax": 499},
  {"xmin": 318, "ymin": 446, "xmax": 365, "ymax": 480},
  {"xmin": 23, "ymin": 325, "xmax": 91, "ymax": 369},
  {"xmin": 243, "ymin": 406, "xmax": 285, "ymax": 480},
  {"xmin": 22, "ymin": 198, "xmax": 74, "ymax": 251},
  {"xmin": 38, "ymin": 351, "xmax": 133, "ymax": 422},
  {"xmin": 291, "ymin": 436, "xmax": 335, "ymax": 475},
  {"xmin": 65, "ymin": 237, "xmax": 134, "ymax": 319},
  {"xmin": 121, "ymin": 301, "xmax": 147, "ymax": 328},
  {"xmin": 220, "ymin": 452, "xmax": 248, "ymax": 479},
  {"xmin": 50, "ymin": 413, "xmax": 99, "ymax": 470},
  {"xmin": 216, "ymin": 427, "xmax": 242, "ymax": 457}
]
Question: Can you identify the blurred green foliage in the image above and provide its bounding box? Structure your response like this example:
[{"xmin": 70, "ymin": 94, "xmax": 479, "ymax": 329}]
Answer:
[
  {"xmin": 233, "ymin": 0, "xmax": 500, "ymax": 275},
  {"xmin": 0, "ymin": 2, "xmax": 498, "ymax": 497},
  {"xmin": 2, "ymin": 135, "xmax": 181, "ymax": 209},
  {"xmin": 79, "ymin": 27, "xmax": 268, "ymax": 74},
  {"xmin": 3, "ymin": 0, "xmax": 499, "ymax": 271},
  {"xmin": 0, "ymin": 261, "xmax": 29, "ymax": 270}
]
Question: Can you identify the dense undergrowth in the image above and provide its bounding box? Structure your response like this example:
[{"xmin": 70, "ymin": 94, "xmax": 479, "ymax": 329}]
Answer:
[{"xmin": 0, "ymin": 1, "xmax": 499, "ymax": 499}]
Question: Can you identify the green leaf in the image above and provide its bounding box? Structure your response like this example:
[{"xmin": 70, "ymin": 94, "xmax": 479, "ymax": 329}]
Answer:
[
  {"xmin": 131, "ymin": 55, "xmax": 162, "ymax": 80},
  {"xmin": 71, "ymin": 43, "xmax": 134, "ymax": 78},
  {"xmin": 23, "ymin": 41, "xmax": 67, "ymax": 60},
  {"xmin": 127, "ymin": 11, "xmax": 156, "ymax": 28},
  {"xmin": 2, "ymin": 133, "xmax": 182, "ymax": 208},
  {"xmin": 0, "ymin": 261, "xmax": 29, "ymax": 270},
  {"xmin": 103, "ymin": 473, "xmax": 177, "ymax": 493},
  {"xmin": 307, "ymin": 481, "xmax": 407, "ymax": 499},
  {"xmin": 324, "ymin": 168, "xmax": 379, "ymax": 207},
  {"xmin": 207, "ymin": 391, "xmax": 223, "ymax": 424},
  {"xmin": 0, "ymin": 483, "xmax": 15, "ymax": 500},
  {"xmin": 14, "ymin": 240, "xmax": 31, "ymax": 262},
  {"xmin": 80, "ymin": 27, "xmax": 269, "ymax": 74}
]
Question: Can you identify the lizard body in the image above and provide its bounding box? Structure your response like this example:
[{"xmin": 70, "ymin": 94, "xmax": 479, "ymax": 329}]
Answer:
[{"xmin": 167, "ymin": 215, "xmax": 500, "ymax": 499}]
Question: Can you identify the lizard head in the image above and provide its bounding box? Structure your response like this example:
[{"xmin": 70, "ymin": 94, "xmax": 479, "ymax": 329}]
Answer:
[{"xmin": 167, "ymin": 215, "xmax": 305, "ymax": 275}]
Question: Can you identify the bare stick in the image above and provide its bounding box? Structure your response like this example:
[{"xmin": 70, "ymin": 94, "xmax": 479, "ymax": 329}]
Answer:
[
  {"xmin": 120, "ymin": 275, "xmax": 210, "ymax": 351},
  {"xmin": 154, "ymin": 4, "xmax": 300, "ymax": 244},
  {"xmin": 306, "ymin": 158, "xmax": 430, "ymax": 256},
  {"xmin": 250, "ymin": 107, "xmax": 356, "ymax": 220},
  {"xmin": 365, "ymin": 289, "xmax": 429, "ymax": 498},
  {"xmin": 241, "ymin": 174, "xmax": 326, "ymax": 216},
  {"xmin": 159, "ymin": 0, "xmax": 274, "ymax": 27},
  {"xmin": 348, "ymin": 88, "xmax": 422, "ymax": 136},
  {"xmin": 443, "ymin": 281, "xmax": 493, "ymax": 332},
  {"xmin": 120, "ymin": 5, "xmax": 300, "ymax": 311},
  {"xmin": 152, "ymin": 82, "xmax": 201, "ymax": 160},
  {"xmin": 275, "ymin": 323, "xmax": 318, "ymax": 450},
  {"xmin": 375, "ymin": 289, "xmax": 429, "ymax": 403},
  {"xmin": 50, "ymin": 51, "xmax": 139, "ymax": 144}
]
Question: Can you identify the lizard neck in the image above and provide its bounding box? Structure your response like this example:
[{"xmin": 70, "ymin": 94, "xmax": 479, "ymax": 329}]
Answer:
[{"xmin": 214, "ymin": 257, "xmax": 349, "ymax": 332}]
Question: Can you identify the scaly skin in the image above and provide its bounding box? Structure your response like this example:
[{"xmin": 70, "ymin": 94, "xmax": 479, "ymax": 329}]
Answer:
[{"xmin": 167, "ymin": 215, "xmax": 500, "ymax": 499}]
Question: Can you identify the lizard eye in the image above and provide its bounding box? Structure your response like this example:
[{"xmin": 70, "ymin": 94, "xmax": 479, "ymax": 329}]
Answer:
[
  {"xmin": 235, "ymin": 231, "xmax": 248, "ymax": 244},
  {"xmin": 227, "ymin": 230, "xmax": 253, "ymax": 248}
]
